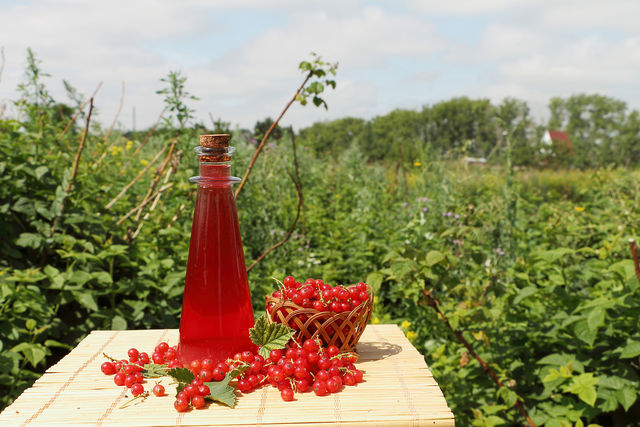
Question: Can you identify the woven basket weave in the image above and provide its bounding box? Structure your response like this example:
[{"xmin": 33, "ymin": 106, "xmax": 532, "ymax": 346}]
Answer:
[{"xmin": 265, "ymin": 284, "xmax": 374, "ymax": 352}]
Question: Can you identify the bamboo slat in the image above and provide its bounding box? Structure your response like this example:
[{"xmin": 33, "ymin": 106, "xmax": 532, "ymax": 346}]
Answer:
[{"xmin": 0, "ymin": 325, "xmax": 455, "ymax": 426}]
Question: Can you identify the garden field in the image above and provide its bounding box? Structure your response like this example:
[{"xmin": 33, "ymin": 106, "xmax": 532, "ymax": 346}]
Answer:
[{"xmin": 1, "ymin": 56, "xmax": 640, "ymax": 426}]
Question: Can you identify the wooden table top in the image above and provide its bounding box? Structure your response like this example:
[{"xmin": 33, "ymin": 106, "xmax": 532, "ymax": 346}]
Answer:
[{"xmin": 1, "ymin": 324, "xmax": 454, "ymax": 426}]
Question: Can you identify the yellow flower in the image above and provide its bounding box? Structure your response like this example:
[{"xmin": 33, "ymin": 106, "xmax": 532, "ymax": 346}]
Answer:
[
  {"xmin": 414, "ymin": 161, "xmax": 422, "ymax": 167},
  {"xmin": 406, "ymin": 330, "xmax": 418, "ymax": 342},
  {"xmin": 373, "ymin": 296, "xmax": 379, "ymax": 304},
  {"xmin": 371, "ymin": 316, "xmax": 380, "ymax": 325},
  {"xmin": 110, "ymin": 145, "xmax": 123, "ymax": 156},
  {"xmin": 575, "ymin": 206, "xmax": 585, "ymax": 212},
  {"xmin": 125, "ymin": 140, "xmax": 133, "ymax": 150},
  {"xmin": 401, "ymin": 320, "xmax": 411, "ymax": 329},
  {"xmin": 140, "ymin": 159, "xmax": 148, "ymax": 166}
]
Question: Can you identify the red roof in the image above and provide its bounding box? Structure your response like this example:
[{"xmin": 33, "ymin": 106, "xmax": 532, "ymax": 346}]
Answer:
[{"xmin": 548, "ymin": 130, "xmax": 574, "ymax": 153}]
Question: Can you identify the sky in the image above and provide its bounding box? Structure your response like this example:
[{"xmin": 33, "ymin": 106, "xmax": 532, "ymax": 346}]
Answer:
[{"xmin": 0, "ymin": 0, "xmax": 639, "ymax": 131}]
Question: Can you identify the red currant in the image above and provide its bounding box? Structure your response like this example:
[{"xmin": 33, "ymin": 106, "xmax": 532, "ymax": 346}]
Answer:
[
  {"xmin": 174, "ymin": 398, "xmax": 189, "ymax": 412},
  {"xmin": 152, "ymin": 384, "xmax": 165, "ymax": 396},
  {"xmin": 198, "ymin": 384, "xmax": 210, "ymax": 396},
  {"xmin": 152, "ymin": 352, "xmax": 164, "ymax": 364},
  {"xmin": 164, "ymin": 348, "xmax": 177, "ymax": 362},
  {"xmin": 189, "ymin": 359, "xmax": 202, "ymax": 372},
  {"xmin": 202, "ymin": 359, "xmax": 215, "ymax": 370},
  {"xmin": 138, "ymin": 352, "xmax": 150, "ymax": 365},
  {"xmin": 127, "ymin": 348, "xmax": 139, "ymax": 362},
  {"xmin": 313, "ymin": 380, "xmax": 328, "ymax": 396},
  {"xmin": 114, "ymin": 372, "xmax": 126, "ymax": 386},
  {"xmin": 283, "ymin": 276, "xmax": 296, "ymax": 288},
  {"xmin": 327, "ymin": 378, "xmax": 340, "ymax": 393},
  {"xmin": 130, "ymin": 383, "xmax": 144, "ymax": 396},
  {"xmin": 212, "ymin": 367, "xmax": 225, "ymax": 381},
  {"xmin": 344, "ymin": 373, "xmax": 356, "ymax": 386},
  {"xmin": 241, "ymin": 351, "xmax": 254, "ymax": 363},
  {"xmin": 295, "ymin": 378, "xmax": 311, "ymax": 392},
  {"xmin": 191, "ymin": 395, "xmax": 205, "ymax": 409},
  {"xmin": 101, "ymin": 361, "xmax": 116, "ymax": 375},
  {"xmin": 281, "ymin": 388, "xmax": 294, "ymax": 401},
  {"xmin": 327, "ymin": 345, "xmax": 340, "ymax": 358},
  {"xmin": 156, "ymin": 342, "xmax": 169, "ymax": 354}
]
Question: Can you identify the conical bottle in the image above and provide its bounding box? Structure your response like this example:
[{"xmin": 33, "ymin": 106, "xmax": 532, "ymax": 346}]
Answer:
[{"xmin": 177, "ymin": 134, "xmax": 255, "ymax": 364}]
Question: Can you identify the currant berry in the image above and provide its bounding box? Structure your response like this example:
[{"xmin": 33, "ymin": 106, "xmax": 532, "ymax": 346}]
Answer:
[
  {"xmin": 313, "ymin": 380, "xmax": 328, "ymax": 396},
  {"xmin": 327, "ymin": 345, "xmax": 340, "ymax": 358},
  {"xmin": 211, "ymin": 367, "xmax": 225, "ymax": 381},
  {"xmin": 281, "ymin": 388, "xmax": 294, "ymax": 401},
  {"xmin": 101, "ymin": 361, "xmax": 116, "ymax": 375},
  {"xmin": 134, "ymin": 372, "xmax": 144, "ymax": 383},
  {"xmin": 316, "ymin": 370, "xmax": 330, "ymax": 381},
  {"xmin": 152, "ymin": 384, "xmax": 165, "ymax": 397},
  {"xmin": 191, "ymin": 395, "xmax": 205, "ymax": 409},
  {"xmin": 130, "ymin": 383, "xmax": 144, "ymax": 396},
  {"xmin": 269, "ymin": 350, "xmax": 282, "ymax": 363},
  {"xmin": 283, "ymin": 276, "xmax": 296, "ymax": 288},
  {"xmin": 156, "ymin": 342, "xmax": 169, "ymax": 354},
  {"xmin": 174, "ymin": 398, "xmax": 189, "ymax": 412},
  {"xmin": 344, "ymin": 373, "xmax": 356, "ymax": 386},
  {"xmin": 216, "ymin": 361, "xmax": 229, "ymax": 372},
  {"xmin": 164, "ymin": 348, "xmax": 177, "ymax": 362},
  {"xmin": 303, "ymin": 339, "xmax": 319, "ymax": 353},
  {"xmin": 198, "ymin": 369, "xmax": 213, "ymax": 382},
  {"xmin": 295, "ymin": 378, "xmax": 311, "ymax": 392},
  {"xmin": 127, "ymin": 348, "xmax": 139, "ymax": 362},
  {"xmin": 202, "ymin": 359, "xmax": 215, "ymax": 370},
  {"xmin": 138, "ymin": 352, "xmax": 150, "ymax": 365},
  {"xmin": 197, "ymin": 384, "xmax": 210, "ymax": 396},
  {"xmin": 183, "ymin": 384, "xmax": 197, "ymax": 397},
  {"xmin": 124, "ymin": 374, "xmax": 137, "ymax": 388},
  {"xmin": 152, "ymin": 352, "xmax": 164, "ymax": 364},
  {"xmin": 114, "ymin": 372, "xmax": 126, "ymax": 386},
  {"xmin": 326, "ymin": 378, "xmax": 340, "ymax": 393},
  {"xmin": 353, "ymin": 369, "xmax": 364, "ymax": 383},
  {"xmin": 237, "ymin": 379, "xmax": 251, "ymax": 393},
  {"xmin": 190, "ymin": 359, "xmax": 202, "ymax": 372},
  {"xmin": 241, "ymin": 351, "xmax": 254, "ymax": 363}
]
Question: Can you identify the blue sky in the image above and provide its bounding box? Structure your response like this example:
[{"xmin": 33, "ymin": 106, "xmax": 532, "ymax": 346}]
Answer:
[{"xmin": 1, "ymin": 0, "xmax": 639, "ymax": 130}]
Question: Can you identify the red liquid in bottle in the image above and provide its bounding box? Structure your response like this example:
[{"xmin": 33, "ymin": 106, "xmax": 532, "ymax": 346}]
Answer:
[{"xmin": 178, "ymin": 150, "xmax": 255, "ymax": 364}]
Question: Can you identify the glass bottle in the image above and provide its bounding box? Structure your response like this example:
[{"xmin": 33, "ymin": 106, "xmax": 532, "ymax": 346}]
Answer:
[{"xmin": 177, "ymin": 134, "xmax": 255, "ymax": 364}]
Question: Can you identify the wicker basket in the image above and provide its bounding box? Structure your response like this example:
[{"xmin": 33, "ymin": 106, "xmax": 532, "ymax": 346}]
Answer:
[{"xmin": 265, "ymin": 284, "xmax": 374, "ymax": 352}]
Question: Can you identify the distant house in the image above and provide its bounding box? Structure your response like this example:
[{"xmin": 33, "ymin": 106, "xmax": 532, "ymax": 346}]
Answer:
[{"xmin": 542, "ymin": 130, "xmax": 574, "ymax": 154}]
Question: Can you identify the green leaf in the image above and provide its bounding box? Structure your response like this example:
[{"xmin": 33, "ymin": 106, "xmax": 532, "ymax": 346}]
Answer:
[
  {"xmin": 25, "ymin": 319, "xmax": 36, "ymax": 330},
  {"xmin": 111, "ymin": 316, "xmax": 127, "ymax": 330},
  {"xmin": 167, "ymin": 367, "xmax": 195, "ymax": 384},
  {"xmin": 497, "ymin": 387, "xmax": 518, "ymax": 407},
  {"xmin": 619, "ymin": 339, "xmax": 640, "ymax": 359},
  {"xmin": 513, "ymin": 286, "xmax": 537, "ymax": 305},
  {"xmin": 615, "ymin": 386, "xmax": 637, "ymax": 411},
  {"xmin": 143, "ymin": 363, "xmax": 169, "ymax": 379},
  {"xmin": 587, "ymin": 307, "xmax": 605, "ymax": 333},
  {"xmin": 11, "ymin": 343, "xmax": 47, "ymax": 367},
  {"xmin": 573, "ymin": 320, "xmax": 597, "ymax": 346},
  {"xmin": 425, "ymin": 250, "xmax": 445, "ymax": 267},
  {"xmin": 34, "ymin": 166, "xmax": 48, "ymax": 179},
  {"xmin": 16, "ymin": 233, "xmax": 43, "ymax": 249},
  {"xmin": 73, "ymin": 291, "xmax": 99, "ymax": 311},
  {"xmin": 203, "ymin": 366, "xmax": 248, "ymax": 408},
  {"xmin": 566, "ymin": 373, "xmax": 598, "ymax": 406},
  {"xmin": 249, "ymin": 315, "xmax": 295, "ymax": 359}
]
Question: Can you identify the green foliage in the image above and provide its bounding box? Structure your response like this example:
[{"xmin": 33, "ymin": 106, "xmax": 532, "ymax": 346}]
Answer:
[
  {"xmin": 1, "ymin": 50, "xmax": 639, "ymax": 427},
  {"xmin": 297, "ymin": 52, "xmax": 338, "ymax": 109},
  {"xmin": 253, "ymin": 117, "xmax": 282, "ymax": 142},
  {"xmin": 156, "ymin": 70, "xmax": 199, "ymax": 129}
]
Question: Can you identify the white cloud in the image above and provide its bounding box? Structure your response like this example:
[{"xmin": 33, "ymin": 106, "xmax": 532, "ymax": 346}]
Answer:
[{"xmin": 1, "ymin": 0, "xmax": 639, "ymax": 131}]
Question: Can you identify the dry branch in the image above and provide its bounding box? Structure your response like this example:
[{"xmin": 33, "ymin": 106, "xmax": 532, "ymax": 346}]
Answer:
[
  {"xmin": 115, "ymin": 183, "xmax": 173, "ymax": 226},
  {"xmin": 104, "ymin": 144, "xmax": 168, "ymax": 210},
  {"xmin": 51, "ymin": 98, "xmax": 94, "ymax": 231},
  {"xmin": 57, "ymin": 82, "xmax": 102, "ymax": 141},
  {"xmin": 133, "ymin": 139, "xmax": 178, "ymax": 221},
  {"xmin": 422, "ymin": 289, "xmax": 537, "ymax": 427},
  {"xmin": 246, "ymin": 130, "xmax": 304, "ymax": 272},
  {"xmin": 234, "ymin": 70, "xmax": 314, "ymax": 199},
  {"xmin": 630, "ymin": 239, "xmax": 640, "ymax": 286},
  {"xmin": 104, "ymin": 81, "xmax": 125, "ymax": 142}
]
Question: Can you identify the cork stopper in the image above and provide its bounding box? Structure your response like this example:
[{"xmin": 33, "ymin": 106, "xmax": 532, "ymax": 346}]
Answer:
[
  {"xmin": 198, "ymin": 134, "xmax": 231, "ymax": 162},
  {"xmin": 200, "ymin": 134, "xmax": 230, "ymax": 148}
]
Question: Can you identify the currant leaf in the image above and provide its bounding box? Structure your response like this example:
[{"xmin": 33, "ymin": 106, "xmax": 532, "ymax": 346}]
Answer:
[
  {"xmin": 249, "ymin": 315, "xmax": 295, "ymax": 358},
  {"xmin": 142, "ymin": 363, "xmax": 169, "ymax": 378},
  {"xmin": 203, "ymin": 365, "xmax": 249, "ymax": 408},
  {"xmin": 167, "ymin": 367, "xmax": 195, "ymax": 384}
]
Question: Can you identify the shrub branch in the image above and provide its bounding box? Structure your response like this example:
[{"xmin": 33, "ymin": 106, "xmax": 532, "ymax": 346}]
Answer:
[
  {"xmin": 422, "ymin": 289, "xmax": 537, "ymax": 427},
  {"xmin": 630, "ymin": 239, "xmax": 640, "ymax": 286}
]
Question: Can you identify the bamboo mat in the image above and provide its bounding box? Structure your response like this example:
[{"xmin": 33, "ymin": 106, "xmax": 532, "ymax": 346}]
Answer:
[{"xmin": 0, "ymin": 325, "xmax": 454, "ymax": 426}]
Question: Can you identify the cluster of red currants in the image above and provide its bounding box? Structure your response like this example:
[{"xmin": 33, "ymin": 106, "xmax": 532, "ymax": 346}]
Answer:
[
  {"xmin": 225, "ymin": 338, "xmax": 363, "ymax": 402},
  {"xmin": 268, "ymin": 276, "xmax": 370, "ymax": 314},
  {"xmin": 100, "ymin": 343, "xmax": 177, "ymax": 399}
]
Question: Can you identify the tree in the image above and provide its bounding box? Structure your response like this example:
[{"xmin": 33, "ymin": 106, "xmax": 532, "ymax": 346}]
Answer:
[
  {"xmin": 359, "ymin": 109, "xmax": 424, "ymax": 162},
  {"xmin": 298, "ymin": 117, "xmax": 366, "ymax": 155},
  {"xmin": 426, "ymin": 97, "xmax": 497, "ymax": 158},
  {"xmin": 548, "ymin": 94, "xmax": 627, "ymax": 167}
]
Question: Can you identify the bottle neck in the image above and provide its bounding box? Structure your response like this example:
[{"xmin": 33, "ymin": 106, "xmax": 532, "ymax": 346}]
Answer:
[{"xmin": 189, "ymin": 145, "xmax": 241, "ymax": 185}]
